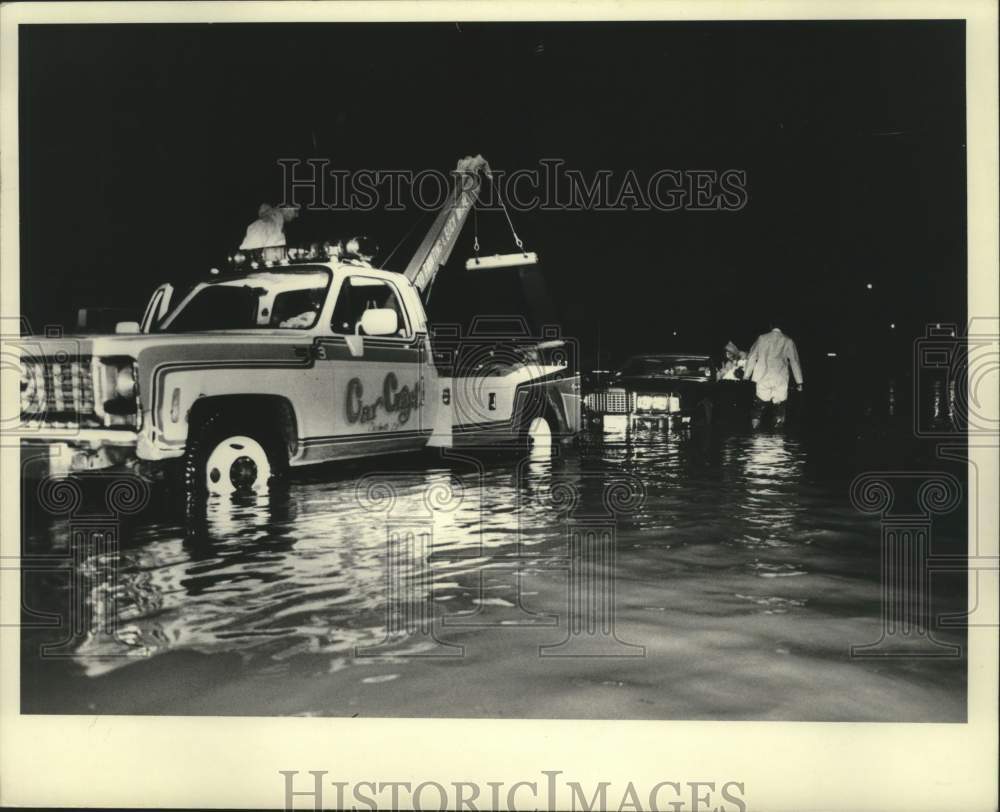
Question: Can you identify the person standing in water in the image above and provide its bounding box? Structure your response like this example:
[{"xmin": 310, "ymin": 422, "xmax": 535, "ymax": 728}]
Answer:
[{"xmin": 744, "ymin": 322, "xmax": 803, "ymax": 429}]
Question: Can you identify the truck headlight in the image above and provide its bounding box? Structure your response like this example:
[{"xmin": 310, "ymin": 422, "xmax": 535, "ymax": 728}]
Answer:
[
  {"xmin": 115, "ymin": 366, "xmax": 136, "ymax": 398},
  {"xmin": 99, "ymin": 357, "xmax": 139, "ymax": 420}
]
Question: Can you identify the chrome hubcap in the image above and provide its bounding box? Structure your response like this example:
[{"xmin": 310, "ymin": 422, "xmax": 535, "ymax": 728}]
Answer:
[{"xmin": 205, "ymin": 435, "xmax": 271, "ymax": 496}]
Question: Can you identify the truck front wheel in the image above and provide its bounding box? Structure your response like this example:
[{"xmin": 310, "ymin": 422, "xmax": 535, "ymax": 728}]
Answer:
[{"xmin": 184, "ymin": 412, "xmax": 286, "ymax": 496}]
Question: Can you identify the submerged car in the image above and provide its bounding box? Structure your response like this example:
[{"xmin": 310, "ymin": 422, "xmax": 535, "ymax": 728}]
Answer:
[{"xmin": 583, "ymin": 352, "xmax": 716, "ymax": 429}]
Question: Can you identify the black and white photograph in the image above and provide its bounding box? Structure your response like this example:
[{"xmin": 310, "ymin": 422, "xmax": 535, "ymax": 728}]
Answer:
[{"xmin": 1, "ymin": 2, "xmax": 997, "ymax": 810}]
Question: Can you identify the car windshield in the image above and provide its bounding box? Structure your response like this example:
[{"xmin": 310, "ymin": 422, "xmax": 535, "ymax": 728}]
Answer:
[
  {"xmin": 621, "ymin": 356, "xmax": 710, "ymax": 376},
  {"xmin": 160, "ymin": 269, "xmax": 331, "ymax": 332}
]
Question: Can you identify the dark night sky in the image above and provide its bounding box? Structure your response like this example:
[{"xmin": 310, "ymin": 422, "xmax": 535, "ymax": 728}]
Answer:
[{"xmin": 19, "ymin": 21, "xmax": 966, "ymax": 368}]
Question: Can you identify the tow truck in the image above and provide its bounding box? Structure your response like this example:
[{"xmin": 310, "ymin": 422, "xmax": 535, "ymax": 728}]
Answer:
[{"xmin": 16, "ymin": 156, "xmax": 580, "ymax": 494}]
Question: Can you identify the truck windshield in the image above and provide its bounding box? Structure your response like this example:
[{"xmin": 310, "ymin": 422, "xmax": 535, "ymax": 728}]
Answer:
[{"xmin": 160, "ymin": 270, "xmax": 331, "ymax": 332}]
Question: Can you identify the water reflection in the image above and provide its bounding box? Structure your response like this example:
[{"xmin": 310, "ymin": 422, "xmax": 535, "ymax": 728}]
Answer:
[
  {"xmin": 30, "ymin": 450, "xmax": 582, "ymax": 676},
  {"xmin": 737, "ymin": 433, "xmax": 806, "ymax": 550},
  {"xmin": 21, "ymin": 420, "xmax": 967, "ymax": 719}
]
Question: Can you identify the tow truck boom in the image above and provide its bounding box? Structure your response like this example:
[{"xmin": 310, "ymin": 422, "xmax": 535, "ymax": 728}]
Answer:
[{"xmin": 402, "ymin": 154, "xmax": 491, "ymax": 299}]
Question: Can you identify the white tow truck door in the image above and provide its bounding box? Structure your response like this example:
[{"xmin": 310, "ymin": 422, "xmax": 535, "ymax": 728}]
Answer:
[{"xmin": 299, "ymin": 273, "xmax": 442, "ymax": 462}]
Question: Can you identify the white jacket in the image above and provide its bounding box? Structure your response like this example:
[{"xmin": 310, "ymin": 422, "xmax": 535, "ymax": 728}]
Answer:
[
  {"xmin": 745, "ymin": 328, "xmax": 803, "ymax": 387},
  {"xmin": 239, "ymin": 204, "xmax": 287, "ymax": 250}
]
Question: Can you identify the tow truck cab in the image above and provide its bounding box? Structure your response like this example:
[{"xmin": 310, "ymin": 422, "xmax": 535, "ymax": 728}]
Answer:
[{"xmin": 17, "ymin": 251, "xmax": 580, "ymax": 493}]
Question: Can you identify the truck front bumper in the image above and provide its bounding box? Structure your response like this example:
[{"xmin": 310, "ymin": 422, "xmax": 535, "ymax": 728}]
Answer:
[{"xmin": 20, "ymin": 431, "xmax": 139, "ymax": 475}]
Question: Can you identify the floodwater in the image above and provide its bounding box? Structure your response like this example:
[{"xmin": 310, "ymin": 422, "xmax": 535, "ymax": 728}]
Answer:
[{"xmin": 20, "ymin": 396, "xmax": 968, "ymax": 721}]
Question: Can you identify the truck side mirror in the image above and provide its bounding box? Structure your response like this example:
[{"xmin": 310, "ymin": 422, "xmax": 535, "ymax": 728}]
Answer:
[
  {"xmin": 358, "ymin": 308, "xmax": 398, "ymax": 336},
  {"xmin": 115, "ymin": 321, "xmax": 141, "ymax": 334}
]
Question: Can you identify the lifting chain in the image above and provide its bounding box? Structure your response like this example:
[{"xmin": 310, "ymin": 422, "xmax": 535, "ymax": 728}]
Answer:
[
  {"xmin": 497, "ymin": 193, "xmax": 525, "ymax": 251},
  {"xmin": 481, "ymin": 172, "xmax": 526, "ymax": 252}
]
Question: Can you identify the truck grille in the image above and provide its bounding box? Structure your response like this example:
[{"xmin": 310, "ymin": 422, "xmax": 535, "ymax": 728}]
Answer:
[
  {"xmin": 20, "ymin": 355, "xmax": 101, "ymax": 428},
  {"xmin": 584, "ymin": 387, "xmax": 631, "ymax": 415}
]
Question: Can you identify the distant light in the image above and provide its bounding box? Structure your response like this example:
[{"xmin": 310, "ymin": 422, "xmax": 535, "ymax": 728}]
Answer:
[
  {"xmin": 827, "ymin": 352, "xmax": 838, "ymax": 357},
  {"xmin": 890, "ymin": 323, "xmax": 896, "ymax": 329},
  {"xmin": 866, "ymin": 282, "xmax": 873, "ymax": 290},
  {"xmin": 935, "ymin": 323, "xmax": 941, "ymax": 329},
  {"xmin": 672, "ymin": 331, "xmax": 678, "ymax": 337},
  {"xmin": 209, "ymin": 267, "xmax": 220, "ymax": 276}
]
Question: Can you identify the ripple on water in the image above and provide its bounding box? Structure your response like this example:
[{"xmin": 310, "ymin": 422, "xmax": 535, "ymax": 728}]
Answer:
[{"xmin": 20, "ymin": 427, "xmax": 967, "ymax": 721}]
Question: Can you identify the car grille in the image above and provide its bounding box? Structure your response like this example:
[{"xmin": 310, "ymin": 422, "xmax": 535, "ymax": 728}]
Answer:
[
  {"xmin": 584, "ymin": 387, "xmax": 631, "ymax": 415},
  {"xmin": 20, "ymin": 355, "xmax": 101, "ymax": 428}
]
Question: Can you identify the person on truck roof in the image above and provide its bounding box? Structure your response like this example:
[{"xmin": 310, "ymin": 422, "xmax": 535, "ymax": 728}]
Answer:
[{"xmin": 239, "ymin": 203, "xmax": 299, "ymax": 251}]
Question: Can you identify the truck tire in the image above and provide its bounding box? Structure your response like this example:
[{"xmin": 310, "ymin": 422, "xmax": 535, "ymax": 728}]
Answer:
[{"xmin": 184, "ymin": 410, "xmax": 287, "ymax": 496}]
